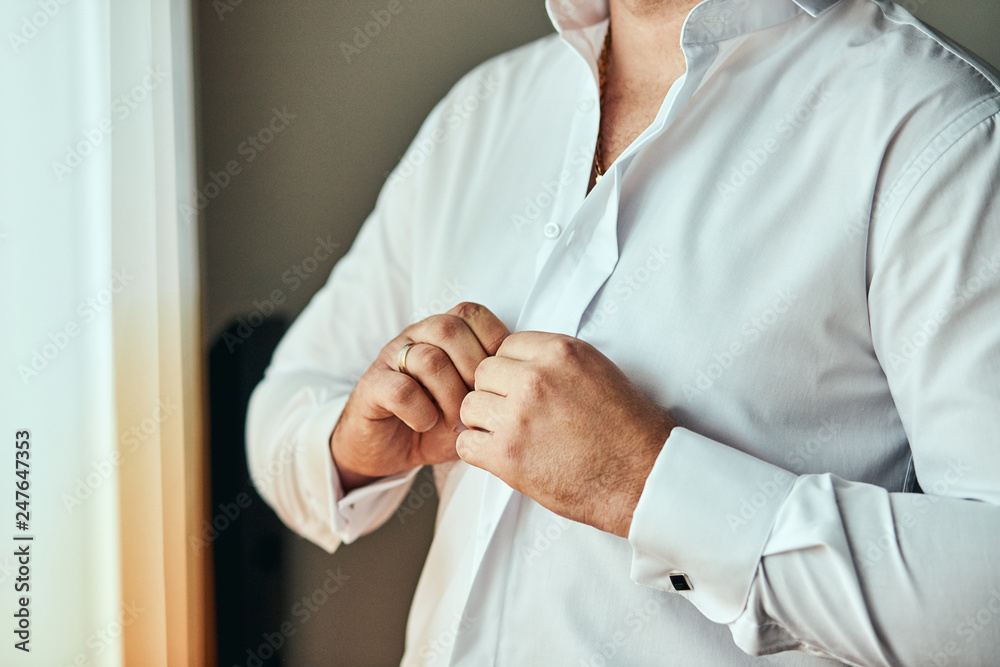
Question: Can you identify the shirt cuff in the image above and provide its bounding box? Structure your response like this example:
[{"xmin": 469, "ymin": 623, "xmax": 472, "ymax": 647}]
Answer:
[
  {"xmin": 293, "ymin": 395, "xmax": 351, "ymax": 552},
  {"xmin": 298, "ymin": 396, "xmax": 423, "ymax": 548},
  {"xmin": 333, "ymin": 463, "xmax": 422, "ymax": 544},
  {"xmin": 628, "ymin": 427, "xmax": 797, "ymax": 624}
]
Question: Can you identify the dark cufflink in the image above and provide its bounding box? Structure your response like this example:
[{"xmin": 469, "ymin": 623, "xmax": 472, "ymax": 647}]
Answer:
[{"xmin": 669, "ymin": 572, "xmax": 693, "ymax": 592}]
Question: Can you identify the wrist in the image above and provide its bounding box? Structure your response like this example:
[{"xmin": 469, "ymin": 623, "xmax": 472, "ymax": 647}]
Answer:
[
  {"xmin": 329, "ymin": 424, "xmax": 380, "ymax": 494},
  {"xmin": 608, "ymin": 412, "xmax": 674, "ymax": 538}
]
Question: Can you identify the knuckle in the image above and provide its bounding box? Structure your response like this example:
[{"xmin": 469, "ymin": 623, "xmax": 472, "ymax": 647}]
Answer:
[
  {"xmin": 521, "ymin": 369, "xmax": 547, "ymax": 399},
  {"xmin": 416, "ymin": 345, "xmax": 451, "ymax": 376},
  {"xmin": 387, "ymin": 377, "xmax": 421, "ymax": 407},
  {"xmin": 512, "ymin": 405, "xmax": 531, "ymax": 431},
  {"xmin": 552, "ymin": 336, "xmax": 581, "ymax": 361},
  {"xmin": 453, "ymin": 301, "xmax": 482, "ymax": 320},
  {"xmin": 497, "ymin": 434, "xmax": 521, "ymax": 469},
  {"xmin": 428, "ymin": 315, "xmax": 465, "ymax": 343}
]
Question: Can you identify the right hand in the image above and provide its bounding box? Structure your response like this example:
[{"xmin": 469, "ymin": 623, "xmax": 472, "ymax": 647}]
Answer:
[{"xmin": 331, "ymin": 302, "xmax": 510, "ymax": 491}]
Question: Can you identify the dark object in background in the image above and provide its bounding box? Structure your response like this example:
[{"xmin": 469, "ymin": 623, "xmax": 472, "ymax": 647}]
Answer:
[{"xmin": 209, "ymin": 317, "xmax": 290, "ymax": 666}]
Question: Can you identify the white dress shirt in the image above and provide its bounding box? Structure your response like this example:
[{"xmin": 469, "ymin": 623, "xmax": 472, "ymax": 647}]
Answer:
[{"xmin": 246, "ymin": 0, "xmax": 1000, "ymax": 664}]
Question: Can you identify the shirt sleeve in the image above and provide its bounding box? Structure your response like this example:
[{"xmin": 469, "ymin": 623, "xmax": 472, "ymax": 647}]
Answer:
[
  {"xmin": 244, "ymin": 89, "xmax": 456, "ymax": 553},
  {"xmin": 628, "ymin": 110, "xmax": 1000, "ymax": 666}
]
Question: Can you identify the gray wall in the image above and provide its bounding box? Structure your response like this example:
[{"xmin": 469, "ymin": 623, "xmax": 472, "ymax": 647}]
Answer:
[{"xmin": 194, "ymin": 1, "xmax": 1000, "ymax": 665}]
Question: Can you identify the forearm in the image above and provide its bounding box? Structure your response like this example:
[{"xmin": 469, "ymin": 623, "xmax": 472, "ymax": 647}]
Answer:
[{"xmin": 247, "ymin": 372, "xmax": 422, "ymax": 549}]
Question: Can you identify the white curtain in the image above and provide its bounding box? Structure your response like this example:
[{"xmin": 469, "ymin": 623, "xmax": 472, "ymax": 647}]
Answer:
[{"xmin": 0, "ymin": 0, "xmax": 207, "ymax": 665}]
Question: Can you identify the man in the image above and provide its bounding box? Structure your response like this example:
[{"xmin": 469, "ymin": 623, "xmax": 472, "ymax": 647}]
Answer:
[{"xmin": 247, "ymin": 0, "xmax": 1000, "ymax": 663}]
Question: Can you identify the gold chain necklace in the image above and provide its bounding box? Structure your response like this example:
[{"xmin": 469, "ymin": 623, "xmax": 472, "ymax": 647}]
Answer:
[{"xmin": 593, "ymin": 22, "xmax": 612, "ymax": 184}]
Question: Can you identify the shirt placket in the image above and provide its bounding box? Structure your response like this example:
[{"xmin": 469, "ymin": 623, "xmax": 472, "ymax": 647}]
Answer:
[{"xmin": 449, "ymin": 8, "xmax": 725, "ymax": 664}]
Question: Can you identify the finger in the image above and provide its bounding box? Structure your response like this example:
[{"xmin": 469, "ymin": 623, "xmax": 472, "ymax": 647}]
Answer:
[
  {"xmin": 369, "ymin": 368, "xmax": 439, "ymax": 433},
  {"xmin": 446, "ymin": 302, "xmax": 510, "ymax": 356},
  {"xmin": 402, "ymin": 343, "xmax": 468, "ymax": 430},
  {"xmin": 455, "ymin": 428, "xmax": 495, "ymax": 472},
  {"xmin": 472, "ymin": 355, "xmax": 521, "ymax": 396},
  {"xmin": 495, "ymin": 330, "xmax": 565, "ymax": 361},
  {"xmin": 405, "ymin": 316, "xmax": 489, "ymax": 389},
  {"xmin": 460, "ymin": 390, "xmax": 506, "ymax": 433}
]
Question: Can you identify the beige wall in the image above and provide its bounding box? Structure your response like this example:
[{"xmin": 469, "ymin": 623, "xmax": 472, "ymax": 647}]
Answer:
[
  {"xmin": 197, "ymin": 0, "xmax": 556, "ymax": 344},
  {"xmin": 195, "ymin": 1, "xmax": 999, "ymax": 664},
  {"xmin": 196, "ymin": 2, "xmax": 554, "ymax": 665}
]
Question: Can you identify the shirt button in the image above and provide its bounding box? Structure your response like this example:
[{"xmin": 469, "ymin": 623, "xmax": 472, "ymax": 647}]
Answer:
[{"xmin": 543, "ymin": 222, "xmax": 562, "ymax": 239}]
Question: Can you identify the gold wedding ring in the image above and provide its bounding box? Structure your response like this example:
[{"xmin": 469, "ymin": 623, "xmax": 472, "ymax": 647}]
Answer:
[{"xmin": 396, "ymin": 342, "xmax": 417, "ymax": 376}]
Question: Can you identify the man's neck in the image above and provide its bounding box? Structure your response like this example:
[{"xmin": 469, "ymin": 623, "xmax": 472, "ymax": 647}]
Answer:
[
  {"xmin": 607, "ymin": 0, "xmax": 700, "ymax": 89},
  {"xmin": 588, "ymin": 0, "xmax": 701, "ymax": 187}
]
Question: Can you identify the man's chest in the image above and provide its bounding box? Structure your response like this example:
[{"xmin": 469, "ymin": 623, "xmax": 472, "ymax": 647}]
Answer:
[{"xmin": 404, "ymin": 49, "xmax": 915, "ymax": 484}]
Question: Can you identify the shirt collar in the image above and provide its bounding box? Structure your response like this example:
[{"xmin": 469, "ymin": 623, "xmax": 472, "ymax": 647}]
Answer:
[{"xmin": 546, "ymin": 0, "xmax": 840, "ymax": 37}]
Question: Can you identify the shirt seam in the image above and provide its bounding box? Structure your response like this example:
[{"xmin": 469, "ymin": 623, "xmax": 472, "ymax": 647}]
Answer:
[
  {"xmin": 872, "ymin": 104, "xmax": 1000, "ymax": 265},
  {"xmin": 870, "ymin": 0, "xmax": 1000, "ymax": 94}
]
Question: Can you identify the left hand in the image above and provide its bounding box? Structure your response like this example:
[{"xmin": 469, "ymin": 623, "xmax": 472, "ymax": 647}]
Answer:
[{"xmin": 457, "ymin": 331, "xmax": 675, "ymax": 537}]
